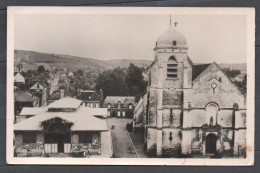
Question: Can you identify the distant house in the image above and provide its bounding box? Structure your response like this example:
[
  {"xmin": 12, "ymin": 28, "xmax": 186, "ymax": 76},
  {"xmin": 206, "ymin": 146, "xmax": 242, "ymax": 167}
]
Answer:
[
  {"xmin": 14, "ymin": 72, "xmax": 25, "ymax": 84},
  {"xmin": 14, "ymin": 91, "xmax": 39, "ymax": 116},
  {"xmin": 47, "ymin": 89, "xmax": 73, "ymax": 105},
  {"xmin": 14, "ymin": 97, "xmax": 112, "ymax": 157},
  {"xmin": 30, "ymin": 82, "xmax": 48, "ymax": 107},
  {"xmin": 68, "ymin": 71, "xmax": 74, "ymax": 77},
  {"xmin": 102, "ymin": 96, "xmax": 135, "ymax": 118},
  {"xmin": 78, "ymin": 90, "xmax": 102, "ymax": 108}
]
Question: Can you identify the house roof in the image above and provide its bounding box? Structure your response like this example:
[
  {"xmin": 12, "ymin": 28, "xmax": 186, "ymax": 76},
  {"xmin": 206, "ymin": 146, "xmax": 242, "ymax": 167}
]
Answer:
[
  {"xmin": 192, "ymin": 64, "xmax": 211, "ymax": 81},
  {"xmin": 30, "ymin": 82, "xmax": 47, "ymax": 90},
  {"xmin": 20, "ymin": 107, "xmax": 47, "ymax": 116},
  {"xmin": 79, "ymin": 90, "xmax": 101, "ymax": 101},
  {"xmin": 103, "ymin": 96, "xmax": 135, "ymax": 107},
  {"xmin": 14, "ymin": 107, "xmax": 108, "ymax": 131},
  {"xmin": 14, "ymin": 72, "xmax": 25, "ymax": 83},
  {"xmin": 14, "ymin": 91, "xmax": 39, "ymax": 102},
  {"xmin": 48, "ymin": 90, "xmax": 62, "ymax": 100},
  {"xmin": 47, "ymin": 96, "xmax": 82, "ymax": 109}
]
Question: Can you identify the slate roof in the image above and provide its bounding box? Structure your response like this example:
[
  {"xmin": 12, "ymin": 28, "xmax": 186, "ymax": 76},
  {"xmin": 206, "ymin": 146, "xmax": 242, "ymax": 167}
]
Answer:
[
  {"xmin": 48, "ymin": 90, "xmax": 74, "ymax": 101},
  {"xmin": 192, "ymin": 64, "xmax": 211, "ymax": 81},
  {"xmin": 103, "ymin": 96, "xmax": 135, "ymax": 107},
  {"xmin": 14, "ymin": 91, "xmax": 39, "ymax": 102},
  {"xmin": 79, "ymin": 90, "xmax": 101, "ymax": 101},
  {"xmin": 48, "ymin": 90, "xmax": 62, "ymax": 100}
]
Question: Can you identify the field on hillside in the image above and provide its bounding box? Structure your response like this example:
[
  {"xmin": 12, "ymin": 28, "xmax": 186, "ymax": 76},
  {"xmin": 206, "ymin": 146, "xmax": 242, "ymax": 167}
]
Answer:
[{"xmin": 14, "ymin": 50, "xmax": 246, "ymax": 73}]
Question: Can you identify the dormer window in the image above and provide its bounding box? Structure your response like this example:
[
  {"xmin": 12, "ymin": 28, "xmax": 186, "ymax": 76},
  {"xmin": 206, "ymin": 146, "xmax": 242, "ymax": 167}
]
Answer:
[
  {"xmin": 107, "ymin": 104, "xmax": 111, "ymax": 108},
  {"xmin": 167, "ymin": 56, "xmax": 178, "ymax": 79},
  {"xmin": 118, "ymin": 104, "xmax": 121, "ymax": 109},
  {"xmin": 172, "ymin": 41, "xmax": 176, "ymax": 46},
  {"xmin": 129, "ymin": 104, "xmax": 133, "ymax": 109}
]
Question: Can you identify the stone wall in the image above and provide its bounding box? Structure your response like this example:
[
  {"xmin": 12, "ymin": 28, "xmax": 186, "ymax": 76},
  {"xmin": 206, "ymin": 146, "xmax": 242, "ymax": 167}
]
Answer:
[
  {"xmin": 192, "ymin": 63, "xmax": 246, "ymax": 109},
  {"xmin": 14, "ymin": 131, "xmax": 44, "ymax": 157},
  {"xmin": 162, "ymin": 128, "xmax": 182, "ymax": 156},
  {"xmin": 71, "ymin": 132, "xmax": 101, "ymax": 155}
]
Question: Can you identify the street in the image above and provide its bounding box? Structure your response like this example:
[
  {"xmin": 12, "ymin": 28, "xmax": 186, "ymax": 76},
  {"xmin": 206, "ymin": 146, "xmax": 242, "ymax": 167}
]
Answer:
[{"xmin": 107, "ymin": 118, "xmax": 137, "ymax": 158}]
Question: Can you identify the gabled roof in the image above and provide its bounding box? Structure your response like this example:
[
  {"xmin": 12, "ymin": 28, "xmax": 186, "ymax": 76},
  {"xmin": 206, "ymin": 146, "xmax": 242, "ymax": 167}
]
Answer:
[
  {"xmin": 30, "ymin": 82, "xmax": 46, "ymax": 90},
  {"xmin": 80, "ymin": 90, "xmax": 101, "ymax": 101},
  {"xmin": 15, "ymin": 91, "xmax": 39, "ymax": 102},
  {"xmin": 103, "ymin": 96, "xmax": 135, "ymax": 107},
  {"xmin": 47, "ymin": 96, "xmax": 82, "ymax": 109},
  {"xmin": 14, "ymin": 72, "xmax": 25, "ymax": 83},
  {"xmin": 192, "ymin": 62, "xmax": 245, "ymax": 95},
  {"xmin": 48, "ymin": 90, "xmax": 62, "ymax": 100},
  {"xmin": 20, "ymin": 107, "xmax": 47, "ymax": 116},
  {"xmin": 14, "ymin": 107, "xmax": 108, "ymax": 131},
  {"xmin": 192, "ymin": 63, "xmax": 211, "ymax": 81}
]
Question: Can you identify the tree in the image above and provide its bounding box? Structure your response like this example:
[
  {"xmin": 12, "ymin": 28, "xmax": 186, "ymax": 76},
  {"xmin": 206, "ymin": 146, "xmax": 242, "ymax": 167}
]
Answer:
[
  {"xmin": 96, "ymin": 67, "xmax": 128, "ymax": 98},
  {"xmin": 95, "ymin": 64, "xmax": 147, "ymax": 101},
  {"xmin": 76, "ymin": 69, "xmax": 84, "ymax": 76},
  {"xmin": 222, "ymin": 68, "xmax": 241, "ymax": 78},
  {"xmin": 125, "ymin": 63, "xmax": 147, "ymax": 101},
  {"xmin": 37, "ymin": 65, "xmax": 45, "ymax": 73}
]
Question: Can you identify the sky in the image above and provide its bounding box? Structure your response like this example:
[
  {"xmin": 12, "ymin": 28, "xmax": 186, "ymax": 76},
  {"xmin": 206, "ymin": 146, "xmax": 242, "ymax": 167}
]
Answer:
[{"xmin": 14, "ymin": 14, "xmax": 247, "ymax": 64}]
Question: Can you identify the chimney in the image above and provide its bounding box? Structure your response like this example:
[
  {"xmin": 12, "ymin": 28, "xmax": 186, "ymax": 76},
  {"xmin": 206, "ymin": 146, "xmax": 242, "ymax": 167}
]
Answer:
[{"xmin": 60, "ymin": 89, "xmax": 65, "ymax": 99}]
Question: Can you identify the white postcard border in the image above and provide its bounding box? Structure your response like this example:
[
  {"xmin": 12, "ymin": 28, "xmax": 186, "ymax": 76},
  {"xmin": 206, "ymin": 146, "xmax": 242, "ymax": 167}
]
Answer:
[{"xmin": 6, "ymin": 7, "xmax": 255, "ymax": 166}]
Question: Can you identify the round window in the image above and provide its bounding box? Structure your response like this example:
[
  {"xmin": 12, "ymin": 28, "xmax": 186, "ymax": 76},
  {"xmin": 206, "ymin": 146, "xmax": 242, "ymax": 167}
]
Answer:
[{"xmin": 211, "ymin": 82, "xmax": 217, "ymax": 89}]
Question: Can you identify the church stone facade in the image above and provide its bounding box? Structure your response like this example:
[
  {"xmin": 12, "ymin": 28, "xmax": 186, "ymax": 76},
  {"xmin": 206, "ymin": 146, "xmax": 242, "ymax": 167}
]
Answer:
[{"xmin": 137, "ymin": 25, "xmax": 246, "ymax": 158}]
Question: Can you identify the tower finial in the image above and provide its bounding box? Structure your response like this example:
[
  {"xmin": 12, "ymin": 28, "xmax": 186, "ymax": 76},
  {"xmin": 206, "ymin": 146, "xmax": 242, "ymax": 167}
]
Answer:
[{"xmin": 170, "ymin": 14, "xmax": 172, "ymax": 26}]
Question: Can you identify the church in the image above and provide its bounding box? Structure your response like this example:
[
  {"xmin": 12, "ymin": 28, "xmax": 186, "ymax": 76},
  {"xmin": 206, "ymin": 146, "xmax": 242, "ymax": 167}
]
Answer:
[{"xmin": 133, "ymin": 22, "xmax": 247, "ymax": 158}]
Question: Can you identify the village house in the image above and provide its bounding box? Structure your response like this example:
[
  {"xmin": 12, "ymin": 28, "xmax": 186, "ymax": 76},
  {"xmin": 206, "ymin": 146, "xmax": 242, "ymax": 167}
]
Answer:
[
  {"xmin": 14, "ymin": 72, "xmax": 25, "ymax": 84},
  {"xmin": 30, "ymin": 82, "xmax": 48, "ymax": 107},
  {"xmin": 47, "ymin": 89, "xmax": 75, "ymax": 105},
  {"xmin": 14, "ymin": 97, "xmax": 113, "ymax": 157},
  {"xmin": 78, "ymin": 89, "xmax": 103, "ymax": 108},
  {"xmin": 14, "ymin": 91, "xmax": 39, "ymax": 117},
  {"xmin": 103, "ymin": 96, "xmax": 135, "ymax": 118},
  {"xmin": 133, "ymin": 24, "xmax": 247, "ymax": 158}
]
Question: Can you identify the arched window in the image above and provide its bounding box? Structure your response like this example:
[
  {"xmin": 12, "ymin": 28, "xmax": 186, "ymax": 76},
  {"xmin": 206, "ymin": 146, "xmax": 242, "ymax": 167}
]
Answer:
[
  {"xmin": 206, "ymin": 103, "xmax": 219, "ymax": 126},
  {"xmin": 167, "ymin": 56, "xmax": 178, "ymax": 79}
]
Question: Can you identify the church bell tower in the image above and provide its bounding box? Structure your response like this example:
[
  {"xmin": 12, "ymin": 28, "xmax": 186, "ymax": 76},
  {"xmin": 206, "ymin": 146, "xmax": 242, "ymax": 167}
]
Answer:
[{"xmin": 146, "ymin": 17, "xmax": 193, "ymax": 156}]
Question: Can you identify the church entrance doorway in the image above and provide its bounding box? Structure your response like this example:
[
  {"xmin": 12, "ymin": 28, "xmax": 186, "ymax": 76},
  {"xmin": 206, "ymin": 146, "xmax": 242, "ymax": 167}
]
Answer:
[{"xmin": 206, "ymin": 133, "xmax": 217, "ymax": 154}]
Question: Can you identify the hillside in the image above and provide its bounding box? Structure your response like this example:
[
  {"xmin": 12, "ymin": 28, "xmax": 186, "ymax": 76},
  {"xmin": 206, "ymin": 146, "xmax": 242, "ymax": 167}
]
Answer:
[
  {"xmin": 14, "ymin": 50, "xmax": 246, "ymax": 73},
  {"xmin": 14, "ymin": 50, "xmax": 114, "ymax": 72},
  {"xmin": 105, "ymin": 59, "xmax": 153, "ymax": 69}
]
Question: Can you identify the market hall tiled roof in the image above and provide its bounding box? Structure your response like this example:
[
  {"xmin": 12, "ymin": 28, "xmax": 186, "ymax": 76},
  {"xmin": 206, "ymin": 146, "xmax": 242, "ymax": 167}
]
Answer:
[
  {"xmin": 14, "ymin": 108, "xmax": 108, "ymax": 131},
  {"xmin": 47, "ymin": 96, "xmax": 83, "ymax": 109},
  {"xmin": 20, "ymin": 107, "xmax": 47, "ymax": 116},
  {"xmin": 192, "ymin": 63, "xmax": 211, "ymax": 81}
]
